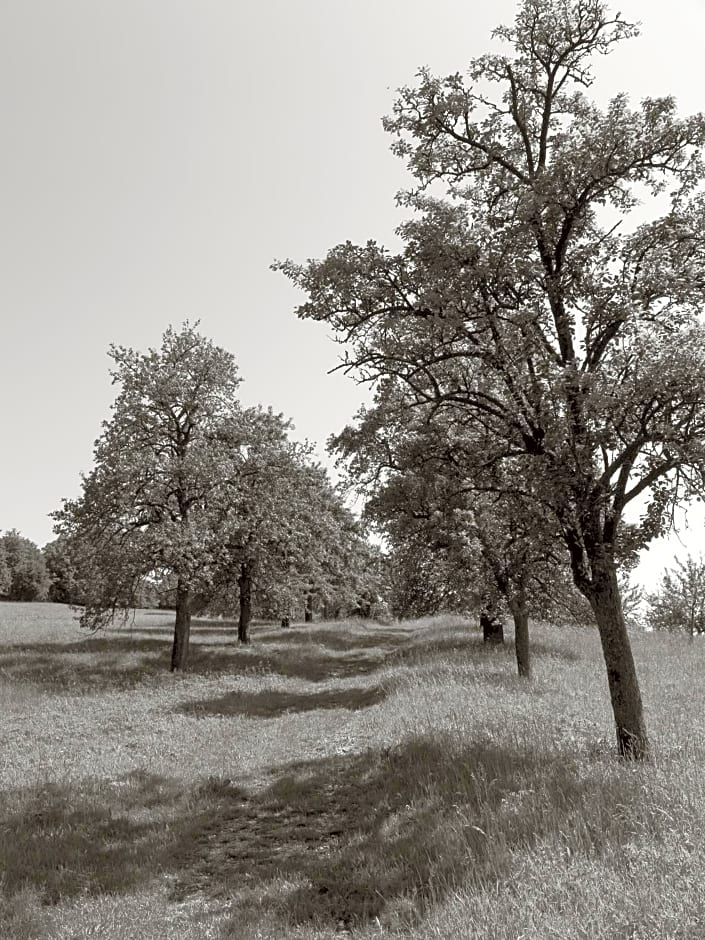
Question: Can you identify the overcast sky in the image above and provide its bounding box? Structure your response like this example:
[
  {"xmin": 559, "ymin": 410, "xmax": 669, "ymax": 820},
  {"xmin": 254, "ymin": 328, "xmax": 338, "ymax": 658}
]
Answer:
[{"xmin": 2, "ymin": 0, "xmax": 704, "ymax": 588}]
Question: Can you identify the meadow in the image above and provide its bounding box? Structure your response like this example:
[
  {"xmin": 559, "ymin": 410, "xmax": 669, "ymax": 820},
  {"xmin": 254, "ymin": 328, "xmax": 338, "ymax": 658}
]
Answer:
[{"xmin": 1, "ymin": 603, "xmax": 704, "ymax": 939}]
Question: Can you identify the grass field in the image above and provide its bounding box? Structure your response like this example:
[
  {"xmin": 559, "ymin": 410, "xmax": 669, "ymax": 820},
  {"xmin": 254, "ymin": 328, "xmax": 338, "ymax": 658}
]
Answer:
[{"xmin": 1, "ymin": 603, "xmax": 705, "ymax": 939}]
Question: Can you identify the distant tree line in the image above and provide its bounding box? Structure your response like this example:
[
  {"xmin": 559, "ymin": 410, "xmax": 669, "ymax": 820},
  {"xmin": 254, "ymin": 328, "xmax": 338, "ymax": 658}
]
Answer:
[{"xmin": 0, "ymin": 530, "xmax": 51, "ymax": 602}]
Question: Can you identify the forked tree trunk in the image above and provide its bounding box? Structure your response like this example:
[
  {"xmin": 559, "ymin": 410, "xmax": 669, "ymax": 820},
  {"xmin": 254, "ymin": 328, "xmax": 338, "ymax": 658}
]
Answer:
[
  {"xmin": 510, "ymin": 601, "xmax": 531, "ymax": 679},
  {"xmin": 171, "ymin": 581, "xmax": 192, "ymax": 672},
  {"xmin": 588, "ymin": 555, "xmax": 649, "ymax": 760},
  {"xmin": 238, "ymin": 563, "xmax": 252, "ymax": 644},
  {"xmin": 481, "ymin": 608, "xmax": 504, "ymax": 644}
]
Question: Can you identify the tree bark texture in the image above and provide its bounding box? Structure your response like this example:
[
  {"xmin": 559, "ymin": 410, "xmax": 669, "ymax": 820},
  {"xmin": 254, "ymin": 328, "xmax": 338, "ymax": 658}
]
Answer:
[
  {"xmin": 171, "ymin": 582, "xmax": 192, "ymax": 672},
  {"xmin": 588, "ymin": 556, "xmax": 649, "ymax": 760},
  {"xmin": 510, "ymin": 603, "xmax": 531, "ymax": 679},
  {"xmin": 238, "ymin": 564, "xmax": 252, "ymax": 644},
  {"xmin": 481, "ymin": 608, "xmax": 504, "ymax": 645}
]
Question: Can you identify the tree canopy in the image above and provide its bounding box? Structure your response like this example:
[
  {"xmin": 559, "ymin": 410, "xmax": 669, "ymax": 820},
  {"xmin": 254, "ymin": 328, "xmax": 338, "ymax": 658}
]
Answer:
[
  {"xmin": 53, "ymin": 323, "xmax": 378, "ymax": 668},
  {"xmin": 0, "ymin": 543, "xmax": 11, "ymax": 598},
  {"xmin": 333, "ymin": 381, "xmax": 592, "ymax": 677},
  {"xmin": 646, "ymin": 554, "xmax": 705, "ymax": 638},
  {"xmin": 0, "ymin": 530, "xmax": 50, "ymax": 602},
  {"xmin": 54, "ymin": 324, "xmax": 286, "ymax": 668},
  {"xmin": 278, "ymin": 0, "xmax": 705, "ymax": 758},
  {"xmin": 42, "ymin": 537, "xmax": 85, "ymax": 606}
]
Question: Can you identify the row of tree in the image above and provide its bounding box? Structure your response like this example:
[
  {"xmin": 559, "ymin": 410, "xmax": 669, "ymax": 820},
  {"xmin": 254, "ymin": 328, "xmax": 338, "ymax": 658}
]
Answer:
[
  {"xmin": 7, "ymin": 0, "xmax": 705, "ymax": 763},
  {"xmin": 6, "ymin": 498, "xmax": 703, "ymax": 634},
  {"xmin": 50, "ymin": 324, "xmax": 383, "ymax": 671},
  {"xmin": 6, "ymin": 515, "xmax": 701, "ymax": 643},
  {"xmin": 0, "ymin": 529, "xmax": 150, "ymax": 604},
  {"xmin": 332, "ymin": 382, "xmax": 598, "ymax": 679},
  {"xmin": 277, "ymin": 0, "xmax": 705, "ymax": 759}
]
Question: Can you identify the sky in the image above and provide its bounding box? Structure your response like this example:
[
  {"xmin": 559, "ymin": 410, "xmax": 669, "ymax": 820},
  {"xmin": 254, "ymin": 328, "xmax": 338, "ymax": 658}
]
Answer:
[{"xmin": 1, "ymin": 0, "xmax": 705, "ymax": 590}]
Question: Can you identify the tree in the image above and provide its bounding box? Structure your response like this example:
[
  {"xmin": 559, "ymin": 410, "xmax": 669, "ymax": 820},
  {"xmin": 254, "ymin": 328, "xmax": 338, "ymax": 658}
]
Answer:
[
  {"xmin": 54, "ymin": 324, "xmax": 378, "ymax": 662},
  {"xmin": 0, "ymin": 530, "xmax": 50, "ymax": 601},
  {"xmin": 0, "ymin": 543, "xmax": 11, "ymax": 597},
  {"xmin": 278, "ymin": 1, "xmax": 705, "ymax": 758},
  {"xmin": 201, "ymin": 405, "xmax": 313, "ymax": 645},
  {"xmin": 243, "ymin": 460, "xmax": 384, "ymax": 628},
  {"xmin": 333, "ymin": 385, "xmax": 586, "ymax": 678},
  {"xmin": 646, "ymin": 554, "xmax": 705, "ymax": 638},
  {"xmin": 43, "ymin": 537, "xmax": 85, "ymax": 605},
  {"xmin": 53, "ymin": 324, "xmax": 274, "ymax": 670}
]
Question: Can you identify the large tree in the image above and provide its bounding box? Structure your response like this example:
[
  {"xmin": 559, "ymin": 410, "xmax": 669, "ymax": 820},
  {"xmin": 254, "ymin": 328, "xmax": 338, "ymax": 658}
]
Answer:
[
  {"xmin": 193, "ymin": 433, "xmax": 382, "ymax": 639},
  {"xmin": 279, "ymin": 0, "xmax": 705, "ymax": 757},
  {"xmin": 54, "ymin": 324, "xmax": 280, "ymax": 670}
]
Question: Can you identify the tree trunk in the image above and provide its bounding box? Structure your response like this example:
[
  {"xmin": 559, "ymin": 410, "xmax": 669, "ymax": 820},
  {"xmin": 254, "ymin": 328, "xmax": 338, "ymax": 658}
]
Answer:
[
  {"xmin": 588, "ymin": 555, "xmax": 649, "ymax": 760},
  {"xmin": 238, "ymin": 563, "xmax": 252, "ymax": 644},
  {"xmin": 171, "ymin": 581, "xmax": 192, "ymax": 672},
  {"xmin": 481, "ymin": 608, "xmax": 504, "ymax": 644},
  {"xmin": 304, "ymin": 594, "xmax": 314, "ymax": 623},
  {"xmin": 510, "ymin": 602, "xmax": 531, "ymax": 679}
]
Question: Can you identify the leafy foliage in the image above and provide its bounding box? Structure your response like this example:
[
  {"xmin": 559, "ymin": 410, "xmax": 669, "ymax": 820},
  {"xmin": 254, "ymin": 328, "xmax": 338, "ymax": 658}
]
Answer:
[
  {"xmin": 333, "ymin": 382, "xmax": 598, "ymax": 682},
  {"xmin": 53, "ymin": 323, "xmax": 253, "ymax": 633},
  {"xmin": 278, "ymin": 0, "xmax": 705, "ymax": 756},
  {"xmin": 0, "ymin": 544, "xmax": 10, "ymax": 597},
  {"xmin": 646, "ymin": 554, "xmax": 705, "ymax": 636},
  {"xmin": 0, "ymin": 530, "xmax": 50, "ymax": 602},
  {"xmin": 53, "ymin": 323, "xmax": 379, "ymax": 664},
  {"xmin": 42, "ymin": 537, "xmax": 85, "ymax": 606},
  {"xmin": 198, "ymin": 447, "xmax": 382, "ymax": 628}
]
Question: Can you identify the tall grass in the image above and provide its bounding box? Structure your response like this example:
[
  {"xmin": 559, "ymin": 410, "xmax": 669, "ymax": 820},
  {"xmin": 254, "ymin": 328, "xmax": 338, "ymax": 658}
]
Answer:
[{"xmin": 1, "ymin": 602, "xmax": 704, "ymax": 938}]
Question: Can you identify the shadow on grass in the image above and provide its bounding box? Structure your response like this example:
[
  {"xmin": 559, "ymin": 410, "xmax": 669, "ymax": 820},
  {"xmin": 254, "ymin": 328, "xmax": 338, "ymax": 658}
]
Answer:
[
  {"xmin": 179, "ymin": 684, "xmax": 387, "ymax": 718},
  {"xmin": 271, "ymin": 626, "xmax": 416, "ymax": 652},
  {"xmin": 0, "ymin": 737, "xmax": 663, "ymax": 934},
  {"xmin": 0, "ymin": 624, "xmax": 411, "ymax": 692},
  {"xmin": 0, "ymin": 646, "xmax": 171, "ymax": 692},
  {"xmin": 122, "ymin": 618, "xmax": 269, "ymax": 635},
  {"xmin": 0, "ymin": 618, "xmax": 573, "ymax": 695},
  {"xmin": 172, "ymin": 736, "xmax": 657, "ymax": 934},
  {"xmin": 0, "ymin": 771, "xmax": 186, "ymax": 904},
  {"xmin": 391, "ymin": 632, "xmax": 492, "ymax": 666},
  {"xmin": 187, "ymin": 644, "xmax": 393, "ymax": 683}
]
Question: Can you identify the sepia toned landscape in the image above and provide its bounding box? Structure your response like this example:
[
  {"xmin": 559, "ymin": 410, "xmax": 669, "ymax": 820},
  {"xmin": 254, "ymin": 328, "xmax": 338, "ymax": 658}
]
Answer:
[{"xmin": 3, "ymin": 0, "xmax": 705, "ymax": 936}]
